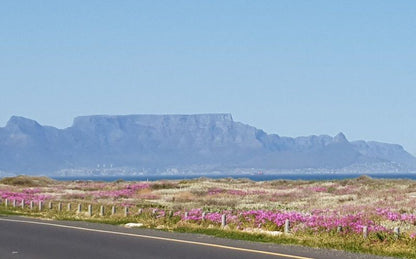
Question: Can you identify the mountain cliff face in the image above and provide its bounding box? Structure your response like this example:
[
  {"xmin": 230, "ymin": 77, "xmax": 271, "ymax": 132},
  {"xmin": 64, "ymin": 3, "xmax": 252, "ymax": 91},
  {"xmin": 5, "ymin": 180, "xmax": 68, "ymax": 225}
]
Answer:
[{"xmin": 0, "ymin": 114, "xmax": 415, "ymax": 174}]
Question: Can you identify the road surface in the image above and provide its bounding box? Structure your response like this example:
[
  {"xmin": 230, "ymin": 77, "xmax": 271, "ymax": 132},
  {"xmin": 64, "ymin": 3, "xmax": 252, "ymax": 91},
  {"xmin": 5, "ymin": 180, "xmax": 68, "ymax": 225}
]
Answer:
[{"xmin": 0, "ymin": 215, "xmax": 394, "ymax": 259}]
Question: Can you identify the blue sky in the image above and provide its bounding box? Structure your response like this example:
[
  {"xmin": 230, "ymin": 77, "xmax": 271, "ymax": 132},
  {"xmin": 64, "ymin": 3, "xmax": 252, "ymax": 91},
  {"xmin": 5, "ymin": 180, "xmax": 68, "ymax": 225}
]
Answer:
[{"xmin": 1, "ymin": 1, "xmax": 416, "ymax": 154}]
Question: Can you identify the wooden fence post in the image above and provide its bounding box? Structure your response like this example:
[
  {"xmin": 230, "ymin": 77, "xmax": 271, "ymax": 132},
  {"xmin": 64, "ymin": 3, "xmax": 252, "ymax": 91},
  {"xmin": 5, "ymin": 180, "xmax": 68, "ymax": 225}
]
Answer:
[
  {"xmin": 30, "ymin": 201, "xmax": 34, "ymax": 210},
  {"xmin": 363, "ymin": 226, "xmax": 368, "ymax": 238},
  {"xmin": 77, "ymin": 203, "xmax": 82, "ymax": 213},
  {"xmin": 202, "ymin": 212, "xmax": 206, "ymax": 221},
  {"xmin": 88, "ymin": 205, "xmax": 92, "ymax": 217},
  {"xmin": 21, "ymin": 199, "xmax": 25, "ymax": 209},
  {"xmin": 337, "ymin": 226, "xmax": 342, "ymax": 233},
  {"xmin": 111, "ymin": 205, "xmax": 116, "ymax": 215},
  {"xmin": 5, "ymin": 199, "xmax": 8, "ymax": 208},
  {"xmin": 124, "ymin": 207, "xmax": 129, "ymax": 217},
  {"xmin": 284, "ymin": 219, "xmax": 290, "ymax": 234},
  {"xmin": 48, "ymin": 202, "xmax": 53, "ymax": 210},
  {"xmin": 394, "ymin": 227, "xmax": 400, "ymax": 238},
  {"xmin": 100, "ymin": 205, "xmax": 105, "ymax": 216},
  {"xmin": 67, "ymin": 203, "xmax": 72, "ymax": 211},
  {"xmin": 12, "ymin": 199, "xmax": 16, "ymax": 208},
  {"xmin": 39, "ymin": 201, "xmax": 43, "ymax": 211},
  {"xmin": 58, "ymin": 202, "xmax": 62, "ymax": 212},
  {"xmin": 221, "ymin": 214, "xmax": 227, "ymax": 228}
]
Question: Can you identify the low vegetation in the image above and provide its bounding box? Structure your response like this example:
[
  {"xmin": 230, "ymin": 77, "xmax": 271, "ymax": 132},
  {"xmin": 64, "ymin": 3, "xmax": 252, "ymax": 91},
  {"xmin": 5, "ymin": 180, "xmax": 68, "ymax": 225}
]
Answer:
[
  {"xmin": 1, "ymin": 175, "xmax": 416, "ymax": 258},
  {"xmin": 0, "ymin": 175, "xmax": 57, "ymax": 187}
]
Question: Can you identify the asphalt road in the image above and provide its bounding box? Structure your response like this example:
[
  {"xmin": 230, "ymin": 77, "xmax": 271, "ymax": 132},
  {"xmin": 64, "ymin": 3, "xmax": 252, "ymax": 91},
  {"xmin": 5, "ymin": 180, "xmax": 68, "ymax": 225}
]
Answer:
[{"xmin": 0, "ymin": 215, "xmax": 395, "ymax": 259}]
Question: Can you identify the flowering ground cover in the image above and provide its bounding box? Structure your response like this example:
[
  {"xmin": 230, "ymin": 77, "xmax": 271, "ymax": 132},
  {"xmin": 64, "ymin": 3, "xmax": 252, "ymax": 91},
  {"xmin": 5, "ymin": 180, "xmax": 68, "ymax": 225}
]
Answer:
[{"xmin": 1, "ymin": 175, "xmax": 416, "ymax": 258}]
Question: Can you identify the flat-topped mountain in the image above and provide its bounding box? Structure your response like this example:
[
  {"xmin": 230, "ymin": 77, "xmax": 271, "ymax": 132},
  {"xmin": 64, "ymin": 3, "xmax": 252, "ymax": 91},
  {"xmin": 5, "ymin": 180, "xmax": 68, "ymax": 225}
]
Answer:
[{"xmin": 1, "ymin": 114, "xmax": 415, "ymax": 175}]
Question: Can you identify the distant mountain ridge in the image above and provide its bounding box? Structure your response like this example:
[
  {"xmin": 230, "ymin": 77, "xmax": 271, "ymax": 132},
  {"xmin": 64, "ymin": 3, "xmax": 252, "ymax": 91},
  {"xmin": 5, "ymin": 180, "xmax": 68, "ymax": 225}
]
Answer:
[{"xmin": 1, "ymin": 114, "xmax": 415, "ymax": 175}]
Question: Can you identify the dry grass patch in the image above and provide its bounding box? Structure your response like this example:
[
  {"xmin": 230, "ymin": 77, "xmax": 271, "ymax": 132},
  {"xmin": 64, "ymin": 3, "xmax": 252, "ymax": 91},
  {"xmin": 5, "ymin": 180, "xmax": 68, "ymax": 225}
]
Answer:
[{"xmin": 0, "ymin": 175, "xmax": 56, "ymax": 187}]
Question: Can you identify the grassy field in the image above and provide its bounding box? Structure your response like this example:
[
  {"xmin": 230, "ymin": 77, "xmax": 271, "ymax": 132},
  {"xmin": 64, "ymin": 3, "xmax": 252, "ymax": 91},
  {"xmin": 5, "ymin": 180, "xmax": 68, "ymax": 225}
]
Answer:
[{"xmin": 1, "ymin": 175, "xmax": 416, "ymax": 258}]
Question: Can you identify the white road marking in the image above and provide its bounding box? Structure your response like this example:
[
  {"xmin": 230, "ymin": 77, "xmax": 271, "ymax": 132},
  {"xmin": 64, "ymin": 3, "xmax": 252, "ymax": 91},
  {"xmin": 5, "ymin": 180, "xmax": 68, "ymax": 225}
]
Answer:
[{"xmin": 0, "ymin": 217, "xmax": 313, "ymax": 259}]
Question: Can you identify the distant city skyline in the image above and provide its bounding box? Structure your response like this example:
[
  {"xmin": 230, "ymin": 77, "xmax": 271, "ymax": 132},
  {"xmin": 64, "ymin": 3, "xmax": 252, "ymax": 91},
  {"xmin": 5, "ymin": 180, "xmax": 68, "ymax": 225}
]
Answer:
[{"xmin": 1, "ymin": 1, "xmax": 415, "ymax": 155}]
